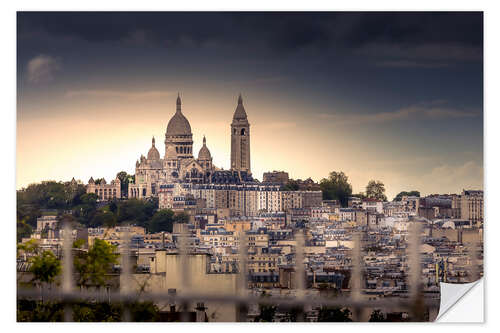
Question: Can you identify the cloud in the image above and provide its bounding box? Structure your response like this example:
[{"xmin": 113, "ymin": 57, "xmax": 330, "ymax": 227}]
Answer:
[
  {"xmin": 250, "ymin": 76, "xmax": 287, "ymax": 84},
  {"xmin": 229, "ymin": 76, "xmax": 288, "ymax": 86},
  {"xmin": 18, "ymin": 12, "xmax": 482, "ymax": 60},
  {"xmin": 261, "ymin": 122, "xmax": 297, "ymax": 130},
  {"xmin": 375, "ymin": 60, "xmax": 450, "ymax": 68},
  {"xmin": 422, "ymin": 161, "xmax": 483, "ymax": 194},
  {"xmin": 359, "ymin": 42, "xmax": 482, "ymax": 62},
  {"xmin": 121, "ymin": 29, "xmax": 151, "ymax": 45},
  {"xmin": 27, "ymin": 55, "xmax": 60, "ymax": 83},
  {"xmin": 318, "ymin": 102, "xmax": 479, "ymax": 126},
  {"xmin": 348, "ymin": 159, "xmax": 483, "ymax": 199},
  {"xmin": 65, "ymin": 90, "xmax": 175, "ymax": 100}
]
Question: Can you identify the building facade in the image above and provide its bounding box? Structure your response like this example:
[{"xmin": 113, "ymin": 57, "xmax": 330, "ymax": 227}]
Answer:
[
  {"xmin": 86, "ymin": 176, "xmax": 121, "ymax": 201},
  {"xmin": 460, "ymin": 190, "xmax": 484, "ymax": 227},
  {"xmin": 124, "ymin": 94, "xmax": 251, "ymax": 199},
  {"xmin": 263, "ymin": 171, "xmax": 289, "ymax": 184}
]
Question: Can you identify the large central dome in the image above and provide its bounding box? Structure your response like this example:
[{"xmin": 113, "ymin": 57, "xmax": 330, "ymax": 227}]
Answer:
[{"xmin": 166, "ymin": 95, "xmax": 192, "ymax": 136}]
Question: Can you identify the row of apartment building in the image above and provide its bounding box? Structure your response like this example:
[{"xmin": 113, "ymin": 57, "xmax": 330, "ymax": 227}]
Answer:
[{"xmin": 158, "ymin": 183, "xmax": 323, "ymax": 216}]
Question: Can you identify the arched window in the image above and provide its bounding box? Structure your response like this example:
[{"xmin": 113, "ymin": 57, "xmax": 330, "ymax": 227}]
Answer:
[
  {"xmin": 191, "ymin": 168, "xmax": 198, "ymax": 177},
  {"xmin": 241, "ymin": 128, "xmax": 246, "ymax": 136},
  {"xmin": 142, "ymin": 188, "xmax": 146, "ymax": 197}
]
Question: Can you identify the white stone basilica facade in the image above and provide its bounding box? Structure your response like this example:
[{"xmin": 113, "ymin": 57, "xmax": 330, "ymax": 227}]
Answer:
[{"xmin": 129, "ymin": 94, "xmax": 252, "ymax": 199}]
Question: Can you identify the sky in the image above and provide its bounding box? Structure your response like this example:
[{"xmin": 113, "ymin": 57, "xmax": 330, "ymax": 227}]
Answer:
[{"xmin": 16, "ymin": 12, "xmax": 483, "ymax": 199}]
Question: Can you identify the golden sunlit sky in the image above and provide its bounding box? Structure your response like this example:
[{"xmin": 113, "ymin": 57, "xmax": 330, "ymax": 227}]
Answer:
[{"xmin": 16, "ymin": 12, "xmax": 483, "ymax": 199}]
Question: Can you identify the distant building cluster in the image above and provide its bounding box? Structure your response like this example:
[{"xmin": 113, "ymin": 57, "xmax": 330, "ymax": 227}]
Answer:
[{"xmin": 158, "ymin": 182, "xmax": 322, "ymax": 217}]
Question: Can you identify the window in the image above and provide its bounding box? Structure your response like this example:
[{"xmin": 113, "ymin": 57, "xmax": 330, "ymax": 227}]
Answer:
[{"xmin": 241, "ymin": 128, "xmax": 246, "ymax": 136}]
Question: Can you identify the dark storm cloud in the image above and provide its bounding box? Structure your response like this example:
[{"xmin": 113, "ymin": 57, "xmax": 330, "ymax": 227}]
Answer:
[
  {"xmin": 17, "ymin": 12, "xmax": 483, "ymax": 61},
  {"xmin": 341, "ymin": 12, "xmax": 482, "ymax": 47}
]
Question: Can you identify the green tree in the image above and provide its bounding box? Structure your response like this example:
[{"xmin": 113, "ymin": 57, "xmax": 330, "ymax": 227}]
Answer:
[
  {"xmin": 319, "ymin": 171, "xmax": 353, "ymax": 207},
  {"xmin": 17, "ymin": 181, "xmax": 86, "ymax": 211},
  {"xmin": 117, "ymin": 199, "xmax": 147, "ymax": 225},
  {"xmin": 174, "ymin": 211, "xmax": 190, "ymax": 224},
  {"xmin": 317, "ymin": 306, "xmax": 352, "ymax": 322},
  {"xmin": 71, "ymin": 302, "xmax": 122, "ymax": 322},
  {"xmin": 29, "ymin": 251, "xmax": 61, "ymax": 287},
  {"xmin": 17, "ymin": 300, "xmax": 64, "ymax": 322},
  {"xmin": 282, "ymin": 180, "xmax": 299, "ymax": 191},
  {"xmin": 72, "ymin": 193, "xmax": 99, "ymax": 227},
  {"xmin": 17, "ymin": 239, "xmax": 40, "ymax": 259},
  {"xmin": 17, "ymin": 219, "xmax": 33, "ymax": 242},
  {"xmin": 369, "ymin": 309, "xmax": 386, "ymax": 322},
  {"xmin": 74, "ymin": 239, "xmax": 119, "ymax": 289},
  {"xmin": 17, "ymin": 300, "xmax": 159, "ymax": 322},
  {"xmin": 365, "ymin": 180, "xmax": 387, "ymax": 201},
  {"xmin": 116, "ymin": 171, "xmax": 133, "ymax": 198},
  {"xmin": 129, "ymin": 301, "xmax": 160, "ymax": 322},
  {"xmin": 393, "ymin": 190, "xmax": 420, "ymax": 201},
  {"xmin": 90, "ymin": 210, "xmax": 117, "ymax": 228},
  {"xmin": 148, "ymin": 209, "xmax": 175, "ymax": 233},
  {"xmin": 109, "ymin": 200, "xmax": 118, "ymax": 213},
  {"xmin": 80, "ymin": 193, "xmax": 98, "ymax": 206},
  {"xmin": 17, "ymin": 203, "xmax": 41, "ymax": 229},
  {"xmin": 116, "ymin": 198, "xmax": 158, "ymax": 227},
  {"xmin": 254, "ymin": 292, "xmax": 276, "ymax": 322}
]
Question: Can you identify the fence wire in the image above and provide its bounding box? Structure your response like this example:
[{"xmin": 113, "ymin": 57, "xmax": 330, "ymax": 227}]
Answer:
[{"xmin": 17, "ymin": 221, "xmax": 467, "ymax": 322}]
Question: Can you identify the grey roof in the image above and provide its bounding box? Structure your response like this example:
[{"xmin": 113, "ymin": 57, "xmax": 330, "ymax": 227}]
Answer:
[{"xmin": 232, "ymin": 94, "xmax": 248, "ymax": 121}]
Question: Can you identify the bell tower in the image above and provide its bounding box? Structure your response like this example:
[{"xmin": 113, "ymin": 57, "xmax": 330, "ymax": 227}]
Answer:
[{"xmin": 230, "ymin": 94, "xmax": 251, "ymax": 173}]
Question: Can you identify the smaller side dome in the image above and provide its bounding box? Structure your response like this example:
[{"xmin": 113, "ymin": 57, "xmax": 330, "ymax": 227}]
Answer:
[
  {"xmin": 147, "ymin": 136, "xmax": 160, "ymax": 160},
  {"xmin": 198, "ymin": 136, "xmax": 212, "ymax": 160}
]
